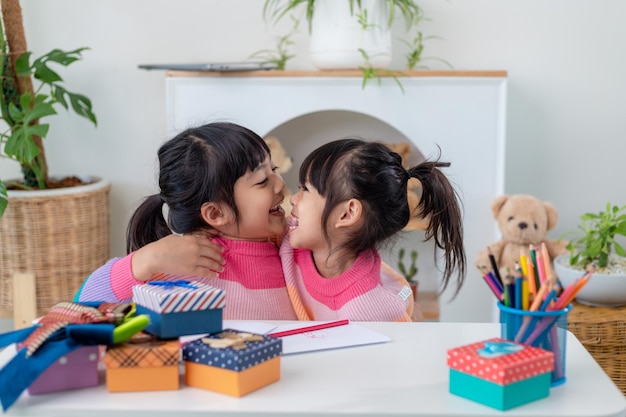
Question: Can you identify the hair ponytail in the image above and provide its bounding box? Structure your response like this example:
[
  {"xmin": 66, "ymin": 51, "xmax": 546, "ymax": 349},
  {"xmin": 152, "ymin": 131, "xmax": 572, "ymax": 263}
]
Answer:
[
  {"xmin": 126, "ymin": 194, "xmax": 171, "ymax": 254},
  {"xmin": 408, "ymin": 159, "xmax": 466, "ymax": 297}
]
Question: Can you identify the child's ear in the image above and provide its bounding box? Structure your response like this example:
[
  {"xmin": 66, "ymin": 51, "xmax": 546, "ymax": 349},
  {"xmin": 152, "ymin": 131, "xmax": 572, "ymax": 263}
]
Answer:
[
  {"xmin": 201, "ymin": 202, "xmax": 230, "ymax": 227},
  {"xmin": 335, "ymin": 198, "xmax": 363, "ymax": 228}
]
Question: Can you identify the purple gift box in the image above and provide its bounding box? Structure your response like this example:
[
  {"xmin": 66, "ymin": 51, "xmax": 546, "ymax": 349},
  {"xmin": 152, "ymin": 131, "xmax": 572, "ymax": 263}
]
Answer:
[{"xmin": 28, "ymin": 345, "xmax": 100, "ymax": 395}]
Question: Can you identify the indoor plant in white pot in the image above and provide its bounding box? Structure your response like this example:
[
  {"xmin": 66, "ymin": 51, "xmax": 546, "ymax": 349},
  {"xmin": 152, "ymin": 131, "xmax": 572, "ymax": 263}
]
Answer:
[
  {"xmin": 0, "ymin": 0, "xmax": 110, "ymax": 319},
  {"xmin": 554, "ymin": 203, "xmax": 626, "ymax": 306},
  {"xmin": 263, "ymin": 0, "xmax": 423, "ymax": 70}
]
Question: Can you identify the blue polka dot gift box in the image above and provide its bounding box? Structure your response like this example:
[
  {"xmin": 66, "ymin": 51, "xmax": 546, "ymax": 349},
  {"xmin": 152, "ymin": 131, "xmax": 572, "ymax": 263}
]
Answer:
[
  {"xmin": 182, "ymin": 329, "xmax": 282, "ymax": 397},
  {"xmin": 447, "ymin": 337, "xmax": 554, "ymax": 410},
  {"xmin": 132, "ymin": 280, "xmax": 225, "ymax": 339}
]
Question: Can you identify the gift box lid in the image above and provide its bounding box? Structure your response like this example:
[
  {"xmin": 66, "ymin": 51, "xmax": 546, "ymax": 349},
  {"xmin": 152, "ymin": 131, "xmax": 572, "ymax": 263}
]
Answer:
[
  {"xmin": 447, "ymin": 337, "xmax": 554, "ymax": 385},
  {"xmin": 182, "ymin": 329, "xmax": 282, "ymax": 372},
  {"xmin": 132, "ymin": 280, "xmax": 225, "ymax": 313},
  {"xmin": 105, "ymin": 333, "xmax": 180, "ymax": 369}
]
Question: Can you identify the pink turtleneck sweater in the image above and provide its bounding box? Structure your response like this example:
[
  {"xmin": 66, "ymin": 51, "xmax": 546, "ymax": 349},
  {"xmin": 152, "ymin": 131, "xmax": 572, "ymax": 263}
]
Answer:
[
  {"xmin": 280, "ymin": 236, "xmax": 413, "ymax": 322},
  {"xmin": 76, "ymin": 237, "xmax": 297, "ymax": 320}
]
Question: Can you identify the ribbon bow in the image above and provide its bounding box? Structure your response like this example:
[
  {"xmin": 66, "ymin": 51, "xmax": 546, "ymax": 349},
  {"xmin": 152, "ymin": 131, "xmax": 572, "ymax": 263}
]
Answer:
[
  {"xmin": 202, "ymin": 331, "xmax": 264, "ymax": 351},
  {"xmin": 477, "ymin": 341, "xmax": 524, "ymax": 358},
  {"xmin": 0, "ymin": 301, "xmax": 148, "ymax": 412},
  {"xmin": 148, "ymin": 280, "xmax": 198, "ymax": 290}
]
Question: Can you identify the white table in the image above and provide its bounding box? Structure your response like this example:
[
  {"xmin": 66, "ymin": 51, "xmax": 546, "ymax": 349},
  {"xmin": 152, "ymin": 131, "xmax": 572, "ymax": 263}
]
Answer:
[{"xmin": 3, "ymin": 322, "xmax": 625, "ymax": 417}]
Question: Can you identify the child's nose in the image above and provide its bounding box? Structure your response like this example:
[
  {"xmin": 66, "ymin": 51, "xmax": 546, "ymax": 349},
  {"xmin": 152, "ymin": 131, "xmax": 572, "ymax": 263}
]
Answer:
[
  {"xmin": 290, "ymin": 190, "xmax": 300, "ymax": 206},
  {"xmin": 274, "ymin": 175, "xmax": 286, "ymax": 193}
]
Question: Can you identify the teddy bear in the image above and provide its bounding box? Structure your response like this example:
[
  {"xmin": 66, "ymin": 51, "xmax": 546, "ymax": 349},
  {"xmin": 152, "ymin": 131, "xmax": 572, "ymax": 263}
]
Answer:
[
  {"xmin": 264, "ymin": 135, "xmax": 294, "ymax": 216},
  {"xmin": 475, "ymin": 194, "xmax": 569, "ymax": 278},
  {"xmin": 384, "ymin": 142, "xmax": 429, "ymax": 231}
]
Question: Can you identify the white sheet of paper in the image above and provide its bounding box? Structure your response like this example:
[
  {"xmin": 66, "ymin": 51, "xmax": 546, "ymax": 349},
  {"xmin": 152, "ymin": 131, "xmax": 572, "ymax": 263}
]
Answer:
[{"xmin": 273, "ymin": 323, "xmax": 391, "ymax": 355}]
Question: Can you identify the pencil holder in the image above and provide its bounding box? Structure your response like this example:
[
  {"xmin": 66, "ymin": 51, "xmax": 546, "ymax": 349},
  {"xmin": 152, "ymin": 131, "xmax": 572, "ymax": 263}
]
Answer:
[{"xmin": 498, "ymin": 302, "xmax": 572, "ymax": 386}]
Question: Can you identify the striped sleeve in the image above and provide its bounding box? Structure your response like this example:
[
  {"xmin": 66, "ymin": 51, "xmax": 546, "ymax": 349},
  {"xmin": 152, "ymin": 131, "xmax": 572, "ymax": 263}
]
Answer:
[{"xmin": 76, "ymin": 257, "xmax": 127, "ymax": 302}]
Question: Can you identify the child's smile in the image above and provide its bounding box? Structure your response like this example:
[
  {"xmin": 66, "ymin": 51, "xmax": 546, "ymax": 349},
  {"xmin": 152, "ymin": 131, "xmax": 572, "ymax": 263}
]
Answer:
[{"xmin": 220, "ymin": 156, "xmax": 288, "ymax": 240}]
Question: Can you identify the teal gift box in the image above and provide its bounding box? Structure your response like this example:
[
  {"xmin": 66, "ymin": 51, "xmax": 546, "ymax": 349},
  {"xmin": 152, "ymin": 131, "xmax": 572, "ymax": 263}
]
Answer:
[
  {"xmin": 133, "ymin": 280, "xmax": 225, "ymax": 338},
  {"xmin": 447, "ymin": 337, "xmax": 554, "ymax": 410}
]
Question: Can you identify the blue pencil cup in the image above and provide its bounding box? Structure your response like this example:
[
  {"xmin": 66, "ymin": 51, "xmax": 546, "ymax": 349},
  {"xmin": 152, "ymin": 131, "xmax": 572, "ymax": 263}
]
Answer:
[{"xmin": 498, "ymin": 302, "xmax": 572, "ymax": 386}]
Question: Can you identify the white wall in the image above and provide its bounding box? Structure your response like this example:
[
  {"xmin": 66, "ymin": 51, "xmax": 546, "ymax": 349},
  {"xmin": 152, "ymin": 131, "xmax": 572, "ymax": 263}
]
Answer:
[{"xmin": 3, "ymin": 0, "xmax": 625, "ymax": 322}]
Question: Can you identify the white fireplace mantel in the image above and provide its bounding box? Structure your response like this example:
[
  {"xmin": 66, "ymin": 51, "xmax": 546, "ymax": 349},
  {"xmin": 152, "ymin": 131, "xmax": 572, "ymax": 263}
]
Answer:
[{"xmin": 165, "ymin": 70, "xmax": 508, "ymax": 323}]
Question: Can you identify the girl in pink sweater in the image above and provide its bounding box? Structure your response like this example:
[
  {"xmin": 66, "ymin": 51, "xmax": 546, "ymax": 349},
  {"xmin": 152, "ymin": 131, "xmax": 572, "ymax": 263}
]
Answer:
[
  {"xmin": 76, "ymin": 122, "xmax": 297, "ymax": 320},
  {"xmin": 280, "ymin": 138, "xmax": 466, "ymax": 322}
]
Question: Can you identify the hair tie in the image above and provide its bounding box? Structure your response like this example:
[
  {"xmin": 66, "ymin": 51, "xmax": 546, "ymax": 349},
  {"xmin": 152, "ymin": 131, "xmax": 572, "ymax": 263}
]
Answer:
[{"xmin": 161, "ymin": 202, "xmax": 183, "ymax": 236}]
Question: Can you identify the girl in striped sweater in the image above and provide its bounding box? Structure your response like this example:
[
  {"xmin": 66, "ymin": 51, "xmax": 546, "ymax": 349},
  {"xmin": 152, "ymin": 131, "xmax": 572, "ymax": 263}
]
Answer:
[
  {"xmin": 280, "ymin": 138, "xmax": 466, "ymax": 322},
  {"xmin": 76, "ymin": 122, "xmax": 297, "ymax": 320}
]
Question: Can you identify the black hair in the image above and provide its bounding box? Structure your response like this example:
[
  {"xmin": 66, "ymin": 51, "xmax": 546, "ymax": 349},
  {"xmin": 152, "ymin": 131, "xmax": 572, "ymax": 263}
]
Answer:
[
  {"xmin": 299, "ymin": 138, "xmax": 466, "ymax": 296},
  {"xmin": 126, "ymin": 122, "xmax": 270, "ymax": 253}
]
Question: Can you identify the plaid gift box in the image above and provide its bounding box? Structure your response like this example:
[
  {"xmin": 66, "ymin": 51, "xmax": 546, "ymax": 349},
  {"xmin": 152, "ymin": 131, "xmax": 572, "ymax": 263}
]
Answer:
[
  {"xmin": 133, "ymin": 280, "xmax": 225, "ymax": 338},
  {"xmin": 104, "ymin": 333, "xmax": 180, "ymax": 392},
  {"xmin": 28, "ymin": 345, "xmax": 100, "ymax": 395},
  {"xmin": 447, "ymin": 337, "xmax": 554, "ymax": 410},
  {"xmin": 182, "ymin": 329, "xmax": 281, "ymax": 397}
]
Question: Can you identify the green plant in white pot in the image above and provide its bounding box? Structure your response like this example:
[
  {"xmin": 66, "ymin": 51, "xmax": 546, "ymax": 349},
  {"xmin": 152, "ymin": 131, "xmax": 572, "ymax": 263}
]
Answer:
[
  {"xmin": 554, "ymin": 203, "xmax": 626, "ymax": 307},
  {"xmin": 0, "ymin": 0, "xmax": 110, "ymax": 321},
  {"xmin": 0, "ymin": 26, "xmax": 96, "ymax": 216},
  {"xmin": 263, "ymin": 0, "xmax": 426, "ymax": 71}
]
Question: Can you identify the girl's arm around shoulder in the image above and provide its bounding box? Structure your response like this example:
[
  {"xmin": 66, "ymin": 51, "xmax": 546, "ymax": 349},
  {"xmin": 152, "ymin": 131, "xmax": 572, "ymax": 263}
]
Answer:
[
  {"xmin": 76, "ymin": 252, "xmax": 155, "ymax": 303},
  {"xmin": 132, "ymin": 233, "xmax": 224, "ymax": 280},
  {"xmin": 75, "ymin": 256, "xmax": 128, "ymax": 302}
]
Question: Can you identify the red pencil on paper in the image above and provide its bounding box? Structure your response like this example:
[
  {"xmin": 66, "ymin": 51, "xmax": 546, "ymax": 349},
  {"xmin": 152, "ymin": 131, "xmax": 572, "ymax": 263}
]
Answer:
[{"xmin": 267, "ymin": 320, "xmax": 350, "ymax": 338}]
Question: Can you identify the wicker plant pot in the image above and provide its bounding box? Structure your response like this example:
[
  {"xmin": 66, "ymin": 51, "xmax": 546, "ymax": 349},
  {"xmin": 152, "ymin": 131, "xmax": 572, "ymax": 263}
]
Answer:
[
  {"xmin": 567, "ymin": 301, "xmax": 626, "ymax": 395},
  {"xmin": 0, "ymin": 177, "xmax": 111, "ymax": 316}
]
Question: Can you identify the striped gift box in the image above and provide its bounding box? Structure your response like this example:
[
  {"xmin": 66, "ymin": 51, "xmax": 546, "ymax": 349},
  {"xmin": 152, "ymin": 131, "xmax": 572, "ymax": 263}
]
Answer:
[
  {"xmin": 132, "ymin": 281, "xmax": 225, "ymax": 339},
  {"xmin": 132, "ymin": 281, "xmax": 225, "ymax": 313}
]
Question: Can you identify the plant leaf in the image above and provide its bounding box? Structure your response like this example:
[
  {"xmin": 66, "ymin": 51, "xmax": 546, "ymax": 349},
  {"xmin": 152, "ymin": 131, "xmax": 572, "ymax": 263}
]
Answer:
[
  {"xmin": 0, "ymin": 181, "xmax": 7, "ymax": 218},
  {"xmin": 14, "ymin": 52, "xmax": 32, "ymax": 76}
]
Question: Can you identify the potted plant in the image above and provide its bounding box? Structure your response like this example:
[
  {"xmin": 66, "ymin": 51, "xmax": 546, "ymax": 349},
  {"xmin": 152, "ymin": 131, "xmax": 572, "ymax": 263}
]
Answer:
[
  {"xmin": 554, "ymin": 203, "xmax": 626, "ymax": 307},
  {"xmin": 262, "ymin": 0, "xmax": 447, "ymax": 82},
  {"xmin": 0, "ymin": 0, "xmax": 110, "ymax": 320},
  {"xmin": 397, "ymin": 247, "xmax": 419, "ymax": 301}
]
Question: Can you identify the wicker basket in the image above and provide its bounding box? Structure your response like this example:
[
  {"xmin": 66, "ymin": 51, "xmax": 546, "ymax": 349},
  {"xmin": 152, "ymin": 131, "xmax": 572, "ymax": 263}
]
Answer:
[
  {"xmin": 0, "ymin": 178, "xmax": 111, "ymax": 316},
  {"xmin": 568, "ymin": 301, "xmax": 626, "ymax": 395}
]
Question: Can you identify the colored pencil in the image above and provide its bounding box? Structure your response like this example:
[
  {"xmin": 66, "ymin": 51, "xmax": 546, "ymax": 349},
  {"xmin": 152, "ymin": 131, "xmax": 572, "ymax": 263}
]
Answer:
[
  {"xmin": 267, "ymin": 320, "xmax": 350, "ymax": 338},
  {"xmin": 525, "ymin": 255, "xmax": 538, "ymax": 298},
  {"xmin": 552, "ymin": 267, "xmax": 595, "ymax": 310},
  {"xmin": 478, "ymin": 266, "xmax": 504, "ymax": 300},
  {"xmin": 541, "ymin": 242, "xmax": 552, "ymax": 283},
  {"xmin": 522, "ymin": 277, "xmax": 530, "ymax": 310},
  {"xmin": 505, "ymin": 275, "xmax": 516, "ymax": 308},
  {"xmin": 535, "ymin": 248, "xmax": 547, "ymax": 285},
  {"xmin": 487, "ymin": 247, "xmax": 504, "ymax": 288},
  {"xmin": 529, "ymin": 245, "xmax": 541, "ymax": 290}
]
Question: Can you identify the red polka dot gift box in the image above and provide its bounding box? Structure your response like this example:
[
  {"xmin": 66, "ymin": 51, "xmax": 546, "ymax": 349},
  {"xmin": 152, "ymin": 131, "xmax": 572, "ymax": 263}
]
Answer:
[{"xmin": 447, "ymin": 337, "xmax": 554, "ymax": 410}]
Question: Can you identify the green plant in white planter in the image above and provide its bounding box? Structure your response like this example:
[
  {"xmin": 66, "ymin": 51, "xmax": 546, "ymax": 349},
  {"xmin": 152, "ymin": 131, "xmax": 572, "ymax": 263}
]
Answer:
[
  {"xmin": 554, "ymin": 203, "xmax": 626, "ymax": 307},
  {"xmin": 562, "ymin": 203, "xmax": 626, "ymax": 270},
  {"xmin": 263, "ymin": 0, "xmax": 425, "ymax": 69},
  {"xmin": 0, "ymin": 0, "xmax": 108, "ymax": 319},
  {"xmin": 0, "ymin": 16, "xmax": 96, "ymax": 216}
]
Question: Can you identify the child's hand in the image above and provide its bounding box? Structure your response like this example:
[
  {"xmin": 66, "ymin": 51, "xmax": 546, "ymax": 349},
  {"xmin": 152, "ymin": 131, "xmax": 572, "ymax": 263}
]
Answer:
[{"xmin": 132, "ymin": 233, "xmax": 224, "ymax": 280}]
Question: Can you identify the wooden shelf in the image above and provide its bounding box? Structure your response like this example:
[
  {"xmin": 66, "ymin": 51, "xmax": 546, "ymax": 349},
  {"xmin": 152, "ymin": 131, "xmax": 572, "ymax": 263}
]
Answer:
[
  {"xmin": 417, "ymin": 291, "xmax": 440, "ymax": 321},
  {"xmin": 166, "ymin": 69, "xmax": 508, "ymax": 78}
]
